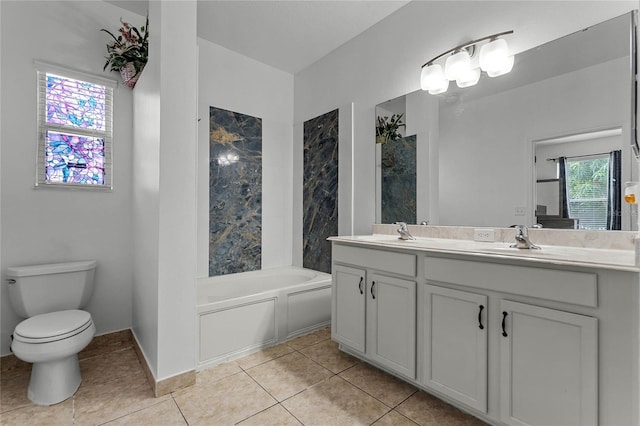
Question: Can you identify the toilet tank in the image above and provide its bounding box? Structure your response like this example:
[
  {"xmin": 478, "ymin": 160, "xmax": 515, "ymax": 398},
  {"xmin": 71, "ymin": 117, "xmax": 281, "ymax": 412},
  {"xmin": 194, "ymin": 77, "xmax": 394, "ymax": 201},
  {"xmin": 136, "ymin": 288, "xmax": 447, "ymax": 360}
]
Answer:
[{"xmin": 6, "ymin": 260, "xmax": 97, "ymax": 318}]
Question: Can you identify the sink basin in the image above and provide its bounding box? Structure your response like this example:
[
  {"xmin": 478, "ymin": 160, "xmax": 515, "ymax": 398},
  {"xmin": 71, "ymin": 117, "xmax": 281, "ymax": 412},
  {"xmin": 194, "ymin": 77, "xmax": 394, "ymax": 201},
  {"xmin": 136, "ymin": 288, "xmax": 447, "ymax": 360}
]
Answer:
[
  {"xmin": 479, "ymin": 245, "xmax": 549, "ymax": 256},
  {"xmin": 350, "ymin": 234, "xmax": 398, "ymax": 242}
]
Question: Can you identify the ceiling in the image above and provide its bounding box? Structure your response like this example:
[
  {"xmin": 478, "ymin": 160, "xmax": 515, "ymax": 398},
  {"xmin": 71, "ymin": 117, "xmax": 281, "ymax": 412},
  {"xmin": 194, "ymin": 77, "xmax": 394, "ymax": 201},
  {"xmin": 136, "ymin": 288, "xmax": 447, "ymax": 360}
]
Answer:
[{"xmin": 104, "ymin": 1, "xmax": 410, "ymax": 74}]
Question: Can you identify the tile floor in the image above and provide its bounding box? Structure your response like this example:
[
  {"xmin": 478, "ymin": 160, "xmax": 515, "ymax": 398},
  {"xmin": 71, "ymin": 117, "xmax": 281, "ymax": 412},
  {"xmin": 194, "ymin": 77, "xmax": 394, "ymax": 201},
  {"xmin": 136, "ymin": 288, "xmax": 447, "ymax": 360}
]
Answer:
[{"xmin": 0, "ymin": 328, "xmax": 486, "ymax": 425}]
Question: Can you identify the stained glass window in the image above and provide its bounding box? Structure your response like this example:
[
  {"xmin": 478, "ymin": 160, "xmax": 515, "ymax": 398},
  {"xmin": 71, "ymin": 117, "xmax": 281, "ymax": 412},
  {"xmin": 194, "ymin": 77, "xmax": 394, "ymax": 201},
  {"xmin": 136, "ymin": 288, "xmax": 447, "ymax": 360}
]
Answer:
[
  {"xmin": 45, "ymin": 131, "xmax": 105, "ymax": 185},
  {"xmin": 36, "ymin": 64, "xmax": 114, "ymax": 189},
  {"xmin": 46, "ymin": 75, "xmax": 106, "ymax": 131}
]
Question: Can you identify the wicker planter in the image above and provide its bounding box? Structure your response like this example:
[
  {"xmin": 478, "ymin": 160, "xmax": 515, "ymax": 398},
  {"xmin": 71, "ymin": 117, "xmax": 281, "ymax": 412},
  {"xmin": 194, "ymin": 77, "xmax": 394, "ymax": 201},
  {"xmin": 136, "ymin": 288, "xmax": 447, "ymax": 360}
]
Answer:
[{"xmin": 119, "ymin": 62, "xmax": 144, "ymax": 88}]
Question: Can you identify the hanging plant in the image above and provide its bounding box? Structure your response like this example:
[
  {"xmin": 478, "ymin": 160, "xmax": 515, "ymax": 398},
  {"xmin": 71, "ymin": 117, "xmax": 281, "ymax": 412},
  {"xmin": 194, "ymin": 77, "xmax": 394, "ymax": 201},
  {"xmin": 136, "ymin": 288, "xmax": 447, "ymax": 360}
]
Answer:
[
  {"xmin": 101, "ymin": 14, "xmax": 149, "ymax": 88},
  {"xmin": 376, "ymin": 113, "xmax": 405, "ymax": 144}
]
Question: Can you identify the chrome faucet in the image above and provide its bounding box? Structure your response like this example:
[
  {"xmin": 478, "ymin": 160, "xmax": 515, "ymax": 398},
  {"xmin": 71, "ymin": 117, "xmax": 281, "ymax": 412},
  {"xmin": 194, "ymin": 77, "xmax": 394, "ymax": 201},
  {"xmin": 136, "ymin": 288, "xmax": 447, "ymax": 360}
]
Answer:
[
  {"xmin": 396, "ymin": 222, "xmax": 415, "ymax": 240},
  {"xmin": 510, "ymin": 225, "xmax": 540, "ymax": 250}
]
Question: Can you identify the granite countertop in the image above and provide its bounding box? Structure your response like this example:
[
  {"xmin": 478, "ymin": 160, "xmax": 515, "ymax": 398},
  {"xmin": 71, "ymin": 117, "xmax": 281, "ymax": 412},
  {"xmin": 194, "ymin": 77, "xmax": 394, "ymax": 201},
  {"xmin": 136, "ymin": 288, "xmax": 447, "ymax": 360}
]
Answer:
[{"xmin": 329, "ymin": 234, "xmax": 639, "ymax": 272}]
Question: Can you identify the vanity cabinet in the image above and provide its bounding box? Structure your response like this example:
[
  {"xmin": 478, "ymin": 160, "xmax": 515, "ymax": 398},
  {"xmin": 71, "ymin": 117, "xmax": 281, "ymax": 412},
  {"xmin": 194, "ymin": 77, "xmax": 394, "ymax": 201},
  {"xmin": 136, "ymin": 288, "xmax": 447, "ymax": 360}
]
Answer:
[
  {"xmin": 423, "ymin": 257, "xmax": 599, "ymax": 426},
  {"xmin": 421, "ymin": 257, "xmax": 598, "ymax": 426},
  {"xmin": 421, "ymin": 283, "xmax": 598, "ymax": 424},
  {"xmin": 332, "ymin": 245, "xmax": 417, "ymax": 379},
  {"xmin": 367, "ymin": 273, "xmax": 416, "ymax": 378},
  {"xmin": 499, "ymin": 300, "xmax": 597, "ymax": 426},
  {"xmin": 333, "ymin": 264, "xmax": 366, "ymax": 353},
  {"xmin": 421, "ymin": 285, "xmax": 488, "ymax": 413},
  {"xmin": 331, "ymin": 239, "xmax": 638, "ymax": 426}
]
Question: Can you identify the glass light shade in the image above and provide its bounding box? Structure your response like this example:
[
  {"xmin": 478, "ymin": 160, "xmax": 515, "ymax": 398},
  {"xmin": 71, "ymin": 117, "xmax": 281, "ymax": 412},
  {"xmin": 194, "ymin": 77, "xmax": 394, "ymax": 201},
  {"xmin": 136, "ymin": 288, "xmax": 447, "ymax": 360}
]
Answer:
[
  {"xmin": 456, "ymin": 67, "xmax": 481, "ymax": 88},
  {"xmin": 486, "ymin": 54, "xmax": 514, "ymax": 77},
  {"xmin": 479, "ymin": 38, "xmax": 510, "ymax": 73},
  {"xmin": 420, "ymin": 64, "xmax": 446, "ymax": 91},
  {"xmin": 428, "ymin": 78, "xmax": 449, "ymax": 95},
  {"xmin": 445, "ymin": 50, "xmax": 471, "ymax": 81}
]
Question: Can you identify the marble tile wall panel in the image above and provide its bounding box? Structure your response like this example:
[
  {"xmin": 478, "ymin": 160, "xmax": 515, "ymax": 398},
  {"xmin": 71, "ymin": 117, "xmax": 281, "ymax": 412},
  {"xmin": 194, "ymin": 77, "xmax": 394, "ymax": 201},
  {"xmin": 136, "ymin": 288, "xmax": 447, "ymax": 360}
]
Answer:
[
  {"xmin": 381, "ymin": 135, "xmax": 416, "ymax": 224},
  {"xmin": 303, "ymin": 109, "xmax": 338, "ymax": 273},
  {"xmin": 209, "ymin": 107, "xmax": 262, "ymax": 276}
]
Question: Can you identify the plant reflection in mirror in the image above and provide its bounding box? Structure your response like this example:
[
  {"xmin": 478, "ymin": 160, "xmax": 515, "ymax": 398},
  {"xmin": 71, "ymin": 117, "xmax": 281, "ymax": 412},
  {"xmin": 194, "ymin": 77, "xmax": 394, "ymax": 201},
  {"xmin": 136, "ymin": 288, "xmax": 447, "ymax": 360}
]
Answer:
[{"xmin": 376, "ymin": 113, "xmax": 405, "ymax": 144}]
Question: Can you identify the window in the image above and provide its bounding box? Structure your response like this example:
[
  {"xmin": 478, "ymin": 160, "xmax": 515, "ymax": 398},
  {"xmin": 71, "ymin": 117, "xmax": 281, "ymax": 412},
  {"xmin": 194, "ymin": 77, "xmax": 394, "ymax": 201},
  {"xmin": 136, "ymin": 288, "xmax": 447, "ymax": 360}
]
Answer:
[
  {"xmin": 36, "ymin": 63, "xmax": 115, "ymax": 189},
  {"xmin": 566, "ymin": 155, "xmax": 609, "ymax": 230}
]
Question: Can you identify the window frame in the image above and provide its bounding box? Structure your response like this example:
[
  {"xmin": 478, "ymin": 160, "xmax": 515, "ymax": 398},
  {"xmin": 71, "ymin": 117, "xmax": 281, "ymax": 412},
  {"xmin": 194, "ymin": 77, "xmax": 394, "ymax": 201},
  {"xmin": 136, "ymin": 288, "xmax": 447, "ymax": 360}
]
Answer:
[{"xmin": 35, "ymin": 62, "xmax": 117, "ymax": 190}]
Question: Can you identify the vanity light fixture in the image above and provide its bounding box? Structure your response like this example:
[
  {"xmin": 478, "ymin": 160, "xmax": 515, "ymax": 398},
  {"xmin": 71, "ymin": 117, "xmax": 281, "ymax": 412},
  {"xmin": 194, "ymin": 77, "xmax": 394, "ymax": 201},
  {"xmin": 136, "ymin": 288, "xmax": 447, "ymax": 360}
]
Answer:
[{"xmin": 420, "ymin": 30, "xmax": 514, "ymax": 94}]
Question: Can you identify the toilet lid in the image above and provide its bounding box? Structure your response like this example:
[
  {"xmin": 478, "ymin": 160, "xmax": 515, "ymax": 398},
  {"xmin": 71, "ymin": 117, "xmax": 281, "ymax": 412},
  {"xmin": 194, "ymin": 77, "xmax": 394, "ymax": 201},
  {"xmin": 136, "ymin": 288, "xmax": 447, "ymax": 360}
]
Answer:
[{"xmin": 14, "ymin": 310, "xmax": 93, "ymax": 343}]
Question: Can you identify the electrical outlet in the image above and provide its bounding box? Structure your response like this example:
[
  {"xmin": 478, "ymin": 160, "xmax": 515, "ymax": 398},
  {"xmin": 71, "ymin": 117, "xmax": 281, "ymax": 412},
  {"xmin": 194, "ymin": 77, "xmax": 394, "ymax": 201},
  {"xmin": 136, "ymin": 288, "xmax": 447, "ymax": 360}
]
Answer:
[
  {"xmin": 514, "ymin": 206, "xmax": 526, "ymax": 216},
  {"xmin": 474, "ymin": 228, "xmax": 495, "ymax": 242}
]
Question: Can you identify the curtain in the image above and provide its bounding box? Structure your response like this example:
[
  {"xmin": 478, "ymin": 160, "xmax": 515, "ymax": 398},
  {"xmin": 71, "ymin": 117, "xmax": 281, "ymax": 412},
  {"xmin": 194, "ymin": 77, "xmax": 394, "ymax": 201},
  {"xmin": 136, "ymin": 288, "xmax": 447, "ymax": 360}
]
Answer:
[
  {"xmin": 558, "ymin": 156, "xmax": 570, "ymax": 218},
  {"xmin": 607, "ymin": 150, "xmax": 622, "ymax": 230}
]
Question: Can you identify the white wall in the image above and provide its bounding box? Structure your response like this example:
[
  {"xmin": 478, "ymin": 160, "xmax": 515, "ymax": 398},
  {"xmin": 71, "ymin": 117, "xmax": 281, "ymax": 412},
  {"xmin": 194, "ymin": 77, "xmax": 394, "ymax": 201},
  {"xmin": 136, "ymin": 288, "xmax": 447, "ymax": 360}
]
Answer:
[
  {"xmin": 294, "ymin": 0, "xmax": 637, "ymax": 234},
  {"xmin": 0, "ymin": 0, "xmax": 3, "ymax": 358},
  {"xmin": 132, "ymin": 2, "xmax": 161, "ymax": 374},
  {"xmin": 156, "ymin": 0, "xmax": 197, "ymax": 380},
  {"xmin": 132, "ymin": 1, "xmax": 198, "ymax": 380},
  {"xmin": 196, "ymin": 39, "xmax": 294, "ymax": 277},
  {"xmin": 0, "ymin": 1, "xmax": 134, "ymax": 356}
]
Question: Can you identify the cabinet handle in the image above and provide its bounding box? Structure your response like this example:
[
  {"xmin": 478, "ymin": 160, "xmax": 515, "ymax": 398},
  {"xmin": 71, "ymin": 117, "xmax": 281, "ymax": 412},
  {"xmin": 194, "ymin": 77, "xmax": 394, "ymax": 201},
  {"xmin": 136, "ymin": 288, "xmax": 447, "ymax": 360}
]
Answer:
[
  {"xmin": 371, "ymin": 281, "xmax": 376, "ymax": 299},
  {"xmin": 478, "ymin": 305, "xmax": 485, "ymax": 330},
  {"xmin": 501, "ymin": 311, "xmax": 508, "ymax": 337},
  {"xmin": 358, "ymin": 277, "xmax": 364, "ymax": 295}
]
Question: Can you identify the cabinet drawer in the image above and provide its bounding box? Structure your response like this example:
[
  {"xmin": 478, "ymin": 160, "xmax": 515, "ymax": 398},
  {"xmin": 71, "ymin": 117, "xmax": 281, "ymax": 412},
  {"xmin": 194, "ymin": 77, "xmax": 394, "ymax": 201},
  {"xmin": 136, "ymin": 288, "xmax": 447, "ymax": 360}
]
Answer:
[
  {"xmin": 333, "ymin": 244, "xmax": 416, "ymax": 277},
  {"xmin": 424, "ymin": 257, "xmax": 597, "ymax": 307}
]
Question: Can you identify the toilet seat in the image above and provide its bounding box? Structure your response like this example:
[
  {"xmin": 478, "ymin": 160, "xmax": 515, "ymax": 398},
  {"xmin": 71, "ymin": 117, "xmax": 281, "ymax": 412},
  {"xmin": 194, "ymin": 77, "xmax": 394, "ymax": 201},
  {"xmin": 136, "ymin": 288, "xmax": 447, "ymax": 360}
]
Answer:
[
  {"xmin": 10, "ymin": 310, "xmax": 96, "ymax": 406},
  {"xmin": 14, "ymin": 310, "xmax": 93, "ymax": 344}
]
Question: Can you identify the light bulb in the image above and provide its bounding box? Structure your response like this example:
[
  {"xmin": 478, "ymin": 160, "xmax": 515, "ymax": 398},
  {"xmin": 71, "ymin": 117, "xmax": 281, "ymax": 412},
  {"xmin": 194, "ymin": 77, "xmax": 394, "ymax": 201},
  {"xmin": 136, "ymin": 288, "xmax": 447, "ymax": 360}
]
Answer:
[
  {"xmin": 486, "ymin": 55, "xmax": 514, "ymax": 77},
  {"xmin": 480, "ymin": 38, "xmax": 510, "ymax": 73},
  {"xmin": 445, "ymin": 50, "xmax": 471, "ymax": 81},
  {"xmin": 456, "ymin": 67, "xmax": 481, "ymax": 88},
  {"xmin": 420, "ymin": 64, "xmax": 445, "ymax": 91},
  {"xmin": 428, "ymin": 78, "xmax": 449, "ymax": 95}
]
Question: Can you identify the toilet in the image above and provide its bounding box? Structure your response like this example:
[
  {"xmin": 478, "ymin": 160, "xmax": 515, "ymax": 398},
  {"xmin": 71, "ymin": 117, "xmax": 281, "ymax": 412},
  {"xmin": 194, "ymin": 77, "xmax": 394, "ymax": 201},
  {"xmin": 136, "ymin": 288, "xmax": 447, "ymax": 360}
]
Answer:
[{"xmin": 7, "ymin": 260, "xmax": 97, "ymax": 405}]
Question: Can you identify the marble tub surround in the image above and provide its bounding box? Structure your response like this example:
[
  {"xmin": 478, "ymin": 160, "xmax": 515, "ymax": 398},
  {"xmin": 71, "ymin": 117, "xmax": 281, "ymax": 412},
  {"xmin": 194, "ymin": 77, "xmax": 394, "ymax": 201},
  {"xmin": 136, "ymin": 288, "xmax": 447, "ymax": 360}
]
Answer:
[
  {"xmin": 1, "ymin": 326, "xmax": 485, "ymax": 425},
  {"xmin": 209, "ymin": 106, "xmax": 262, "ymax": 276},
  {"xmin": 335, "ymin": 225, "xmax": 639, "ymax": 271},
  {"xmin": 303, "ymin": 109, "xmax": 339, "ymax": 274}
]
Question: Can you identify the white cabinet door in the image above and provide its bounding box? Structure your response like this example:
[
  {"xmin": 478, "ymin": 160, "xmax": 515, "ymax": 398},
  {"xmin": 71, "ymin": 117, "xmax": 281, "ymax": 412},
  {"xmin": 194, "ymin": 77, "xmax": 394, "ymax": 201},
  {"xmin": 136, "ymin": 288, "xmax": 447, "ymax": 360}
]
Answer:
[
  {"xmin": 367, "ymin": 273, "xmax": 416, "ymax": 379},
  {"xmin": 422, "ymin": 284, "xmax": 487, "ymax": 413},
  {"xmin": 500, "ymin": 300, "xmax": 598, "ymax": 426},
  {"xmin": 332, "ymin": 264, "xmax": 366, "ymax": 353}
]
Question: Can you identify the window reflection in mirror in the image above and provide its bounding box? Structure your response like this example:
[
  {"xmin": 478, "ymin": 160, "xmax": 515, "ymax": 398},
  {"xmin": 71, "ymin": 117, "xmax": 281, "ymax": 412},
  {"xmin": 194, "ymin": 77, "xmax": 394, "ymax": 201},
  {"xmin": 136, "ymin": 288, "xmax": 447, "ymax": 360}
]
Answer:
[{"xmin": 534, "ymin": 129, "xmax": 623, "ymax": 230}]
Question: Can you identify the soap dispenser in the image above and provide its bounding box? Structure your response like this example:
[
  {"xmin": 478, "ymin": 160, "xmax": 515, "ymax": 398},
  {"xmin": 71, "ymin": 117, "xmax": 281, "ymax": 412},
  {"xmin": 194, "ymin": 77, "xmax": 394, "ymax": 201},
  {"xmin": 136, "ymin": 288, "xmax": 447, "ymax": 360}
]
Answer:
[{"xmin": 625, "ymin": 182, "xmax": 640, "ymax": 266}]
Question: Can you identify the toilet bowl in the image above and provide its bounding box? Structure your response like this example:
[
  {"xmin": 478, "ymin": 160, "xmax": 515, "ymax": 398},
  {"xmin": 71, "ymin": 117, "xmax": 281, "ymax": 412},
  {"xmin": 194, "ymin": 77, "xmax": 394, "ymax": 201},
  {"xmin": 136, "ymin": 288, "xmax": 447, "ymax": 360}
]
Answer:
[
  {"xmin": 7, "ymin": 260, "xmax": 97, "ymax": 405},
  {"xmin": 11, "ymin": 310, "xmax": 96, "ymax": 405}
]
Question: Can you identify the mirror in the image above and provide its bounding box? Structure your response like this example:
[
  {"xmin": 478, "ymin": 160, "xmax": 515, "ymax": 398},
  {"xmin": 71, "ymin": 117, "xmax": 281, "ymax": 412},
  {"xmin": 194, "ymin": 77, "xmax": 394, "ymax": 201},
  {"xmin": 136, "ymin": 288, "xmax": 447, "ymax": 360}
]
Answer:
[{"xmin": 375, "ymin": 11, "xmax": 638, "ymax": 231}]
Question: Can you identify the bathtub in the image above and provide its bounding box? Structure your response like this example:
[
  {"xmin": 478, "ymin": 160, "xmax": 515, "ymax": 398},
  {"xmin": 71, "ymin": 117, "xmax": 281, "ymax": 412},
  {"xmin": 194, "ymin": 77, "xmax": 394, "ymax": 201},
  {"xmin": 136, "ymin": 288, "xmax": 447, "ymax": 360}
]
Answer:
[{"xmin": 197, "ymin": 266, "xmax": 332, "ymax": 368}]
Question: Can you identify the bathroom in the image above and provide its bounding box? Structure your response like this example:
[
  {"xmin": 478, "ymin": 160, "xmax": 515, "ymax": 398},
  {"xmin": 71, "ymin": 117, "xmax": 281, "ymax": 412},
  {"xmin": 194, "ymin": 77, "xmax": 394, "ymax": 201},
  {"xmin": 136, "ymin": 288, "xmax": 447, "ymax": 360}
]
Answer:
[{"xmin": 1, "ymin": 0, "xmax": 639, "ymax": 424}]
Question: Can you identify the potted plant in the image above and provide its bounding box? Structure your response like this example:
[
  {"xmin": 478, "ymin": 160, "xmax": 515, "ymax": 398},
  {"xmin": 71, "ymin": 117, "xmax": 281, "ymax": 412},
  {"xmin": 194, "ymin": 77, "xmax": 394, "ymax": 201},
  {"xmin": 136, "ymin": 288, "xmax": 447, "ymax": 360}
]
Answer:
[
  {"xmin": 376, "ymin": 113, "xmax": 405, "ymax": 144},
  {"xmin": 101, "ymin": 14, "xmax": 149, "ymax": 88}
]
